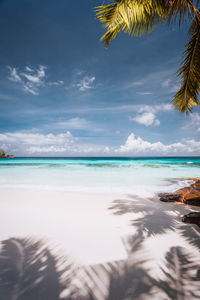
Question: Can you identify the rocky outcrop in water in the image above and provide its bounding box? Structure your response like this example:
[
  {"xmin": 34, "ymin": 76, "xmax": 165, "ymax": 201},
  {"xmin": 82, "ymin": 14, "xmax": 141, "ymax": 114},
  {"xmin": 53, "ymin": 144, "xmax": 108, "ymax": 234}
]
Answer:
[
  {"xmin": 158, "ymin": 179, "xmax": 200, "ymax": 207},
  {"xmin": 0, "ymin": 154, "xmax": 14, "ymax": 158}
]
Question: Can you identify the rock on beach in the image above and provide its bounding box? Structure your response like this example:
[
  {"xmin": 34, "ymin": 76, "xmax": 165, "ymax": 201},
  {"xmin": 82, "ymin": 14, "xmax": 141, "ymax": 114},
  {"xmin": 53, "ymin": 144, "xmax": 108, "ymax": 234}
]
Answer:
[{"xmin": 158, "ymin": 179, "xmax": 200, "ymax": 207}]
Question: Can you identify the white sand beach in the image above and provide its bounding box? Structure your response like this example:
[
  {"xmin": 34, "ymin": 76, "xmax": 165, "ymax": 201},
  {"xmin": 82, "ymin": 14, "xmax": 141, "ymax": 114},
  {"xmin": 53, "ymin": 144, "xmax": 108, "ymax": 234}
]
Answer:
[{"xmin": 0, "ymin": 186, "xmax": 200, "ymax": 299}]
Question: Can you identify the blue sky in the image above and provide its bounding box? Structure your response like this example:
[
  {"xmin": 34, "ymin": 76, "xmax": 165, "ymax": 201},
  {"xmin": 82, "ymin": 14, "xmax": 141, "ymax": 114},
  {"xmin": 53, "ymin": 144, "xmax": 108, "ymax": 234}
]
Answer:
[{"xmin": 0, "ymin": 0, "xmax": 200, "ymax": 156}]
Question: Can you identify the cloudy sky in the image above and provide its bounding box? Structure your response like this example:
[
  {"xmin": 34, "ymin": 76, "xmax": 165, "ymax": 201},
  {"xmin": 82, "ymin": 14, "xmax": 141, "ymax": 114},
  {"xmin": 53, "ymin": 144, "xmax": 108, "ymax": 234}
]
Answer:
[{"xmin": 0, "ymin": 0, "xmax": 200, "ymax": 156}]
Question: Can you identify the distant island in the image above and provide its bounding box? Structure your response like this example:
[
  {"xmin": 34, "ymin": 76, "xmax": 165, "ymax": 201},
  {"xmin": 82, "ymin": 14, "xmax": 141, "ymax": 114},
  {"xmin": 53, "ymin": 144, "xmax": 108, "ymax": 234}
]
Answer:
[{"xmin": 0, "ymin": 149, "xmax": 14, "ymax": 158}]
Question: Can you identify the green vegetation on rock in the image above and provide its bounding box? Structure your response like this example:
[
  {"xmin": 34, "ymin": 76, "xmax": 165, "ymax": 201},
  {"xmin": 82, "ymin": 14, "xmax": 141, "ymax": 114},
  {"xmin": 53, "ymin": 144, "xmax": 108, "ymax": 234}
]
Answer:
[{"xmin": 0, "ymin": 149, "xmax": 5, "ymax": 157}]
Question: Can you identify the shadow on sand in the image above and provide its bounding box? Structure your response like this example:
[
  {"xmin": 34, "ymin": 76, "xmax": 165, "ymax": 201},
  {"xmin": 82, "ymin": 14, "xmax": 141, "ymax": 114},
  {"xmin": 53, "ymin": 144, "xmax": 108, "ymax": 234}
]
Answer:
[
  {"xmin": 0, "ymin": 194, "xmax": 200, "ymax": 299},
  {"xmin": 109, "ymin": 194, "xmax": 200, "ymax": 243},
  {"xmin": 0, "ymin": 238, "xmax": 199, "ymax": 299}
]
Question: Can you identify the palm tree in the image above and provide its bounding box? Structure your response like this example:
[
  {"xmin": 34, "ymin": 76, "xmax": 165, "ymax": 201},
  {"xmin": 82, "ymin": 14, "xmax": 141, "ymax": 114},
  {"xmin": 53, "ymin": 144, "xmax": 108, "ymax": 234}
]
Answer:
[{"xmin": 95, "ymin": 0, "xmax": 200, "ymax": 113}]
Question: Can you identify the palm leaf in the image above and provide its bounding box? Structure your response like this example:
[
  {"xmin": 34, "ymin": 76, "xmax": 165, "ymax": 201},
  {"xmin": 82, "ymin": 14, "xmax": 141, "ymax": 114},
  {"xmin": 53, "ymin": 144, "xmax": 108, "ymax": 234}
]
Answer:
[
  {"xmin": 172, "ymin": 15, "xmax": 200, "ymax": 112},
  {"xmin": 167, "ymin": 0, "xmax": 199, "ymax": 25},
  {"xmin": 96, "ymin": 0, "xmax": 168, "ymax": 47}
]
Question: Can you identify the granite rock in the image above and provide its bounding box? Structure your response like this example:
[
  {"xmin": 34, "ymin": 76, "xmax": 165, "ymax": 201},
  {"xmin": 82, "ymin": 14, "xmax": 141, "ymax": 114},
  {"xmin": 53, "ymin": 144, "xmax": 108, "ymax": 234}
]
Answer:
[
  {"xmin": 158, "ymin": 179, "xmax": 200, "ymax": 207},
  {"xmin": 182, "ymin": 212, "xmax": 200, "ymax": 227}
]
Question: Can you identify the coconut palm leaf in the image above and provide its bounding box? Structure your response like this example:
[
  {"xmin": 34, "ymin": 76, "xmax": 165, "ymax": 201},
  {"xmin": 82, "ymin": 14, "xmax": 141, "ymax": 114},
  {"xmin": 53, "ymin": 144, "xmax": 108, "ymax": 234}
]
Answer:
[
  {"xmin": 95, "ymin": 1, "xmax": 200, "ymax": 112},
  {"xmin": 96, "ymin": 0, "xmax": 168, "ymax": 47},
  {"xmin": 167, "ymin": 0, "xmax": 199, "ymax": 25},
  {"xmin": 172, "ymin": 15, "xmax": 200, "ymax": 112}
]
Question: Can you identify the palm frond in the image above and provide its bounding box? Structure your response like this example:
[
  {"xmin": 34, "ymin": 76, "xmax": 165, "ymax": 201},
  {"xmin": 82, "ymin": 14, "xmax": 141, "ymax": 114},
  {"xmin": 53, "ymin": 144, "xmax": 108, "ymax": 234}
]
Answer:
[
  {"xmin": 172, "ymin": 15, "xmax": 200, "ymax": 112},
  {"xmin": 96, "ymin": 0, "xmax": 168, "ymax": 47},
  {"xmin": 101, "ymin": 22, "xmax": 125, "ymax": 48},
  {"xmin": 167, "ymin": 0, "xmax": 199, "ymax": 25}
]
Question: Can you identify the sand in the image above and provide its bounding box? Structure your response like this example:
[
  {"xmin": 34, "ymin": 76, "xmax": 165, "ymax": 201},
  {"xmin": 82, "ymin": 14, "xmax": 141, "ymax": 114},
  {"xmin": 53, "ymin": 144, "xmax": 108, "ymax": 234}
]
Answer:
[{"xmin": 0, "ymin": 188, "xmax": 200, "ymax": 299}]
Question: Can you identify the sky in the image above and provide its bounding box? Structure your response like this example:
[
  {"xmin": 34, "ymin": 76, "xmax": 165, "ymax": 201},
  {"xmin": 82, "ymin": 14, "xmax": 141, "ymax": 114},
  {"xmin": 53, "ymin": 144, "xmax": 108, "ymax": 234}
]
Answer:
[{"xmin": 0, "ymin": 0, "xmax": 200, "ymax": 156}]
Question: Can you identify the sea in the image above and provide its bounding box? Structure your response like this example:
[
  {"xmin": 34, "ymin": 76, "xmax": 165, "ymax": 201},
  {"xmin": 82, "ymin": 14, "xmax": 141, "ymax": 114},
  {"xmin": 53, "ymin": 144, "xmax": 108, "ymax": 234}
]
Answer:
[{"xmin": 0, "ymin": 157, "xmax": 200, "ymax": 196}]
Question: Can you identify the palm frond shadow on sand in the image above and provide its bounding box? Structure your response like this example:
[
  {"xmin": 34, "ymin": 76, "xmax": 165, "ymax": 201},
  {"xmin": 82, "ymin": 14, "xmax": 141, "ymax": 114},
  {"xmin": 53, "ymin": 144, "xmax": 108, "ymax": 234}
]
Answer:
[
  {"xmin": 109, "ymin": 194, "xmax": 200, "ymax": 245},
  {"xmin": 178, "ymin": 223, "xmax": 200, "ymax": 249},
  {"xmin": 83, "ymin": 246, "xmax": 200, "ymax": 300},
  {"xmin": 152, "ymin": 246, "xmax": 200, "ymax": 300},
  {"xmin": 0, "ymin": 238, "xmax": 74, "ymax": 300},
  {"xmin": 109, "ymin": 196, "xmax": 177, "ymax": 237},
  {"xmin": 0, "ymin": 238, "xmax": 200, "ymax": 300}
]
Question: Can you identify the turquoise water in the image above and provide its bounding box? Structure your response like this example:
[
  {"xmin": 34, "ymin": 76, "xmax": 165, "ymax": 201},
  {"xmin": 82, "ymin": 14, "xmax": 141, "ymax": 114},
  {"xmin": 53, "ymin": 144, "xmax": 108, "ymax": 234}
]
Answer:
[
  {"xmin": 1, "ymin": 156, "xmax": 200, "ymax": 167},
  {"xmin": 0, "ymin": 157, "xmax": 200, "ymax": 195}
]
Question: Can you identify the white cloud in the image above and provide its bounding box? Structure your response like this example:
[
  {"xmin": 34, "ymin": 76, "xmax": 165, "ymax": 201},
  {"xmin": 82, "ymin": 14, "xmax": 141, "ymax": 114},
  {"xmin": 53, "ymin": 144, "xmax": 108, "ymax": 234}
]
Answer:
[
  {"xmin": 8, "ymin": 67, "xmax": 22, "ymax": 83},
  {"xmin": 25, "ymin": 66, "xmax": 33, "ymax": 72},
  {"xmin": 57, "ymin": 117, "xmax": 99, "ymax": 131},
  {"xmin": 37, "ymin": 65, "xmax": 46, "ymax": 78},
  {"xmin": 74, "ymin": 76, "xmax": 95, "ymax": 91},
  {"xmin": 0, "ymin": 130, "xmax": 73, "ymax": 145},
  {"xmin": 189, "ymin": 113, "xmax": 200, "ymax": 126},
  {"xmin": 162, "ymin": 79, "xmax": 171, "ymax": 87},
  {"xmin": 0, "ymin": 131, "xmax": 103, "ymax": 155},
  {"xmin": 182, "ymin": 113, "xmax": 200, "ymax": 132},
  {"xmin": 22, "ymin": 65, "xmax": 46, "ymax": 82},
  {"xmin": 129, "ymin": 103, "xmax": 172, "ymax": 126},
  {"xmin": 154, "ymin": 119, "xmax": 161, "ymax": 126},
  {"xmin": 8, "ymin": 65, "xmax": 46, "ymax": 95},
  {"xmin": 130, "ymin": 112, "xmax": 160, "ymax": 126},
  {"xmin": 28, "ymin": 145, "xmax": 67, "ymax": 153},
  {"xmin": 137, "ymin": 103, "xmax": 173, "ymax": 114},
  {"xmin": 8, "ymin": 65, "xmax": 64, "ymax": 95},
  {"xmin": 22, "ymin": 73, "xmax": 42, "ymax": 83},
  {"xmin": 108, "ymin": 103, "xmax": 172, "ymax": 114},
  {"xmin": 128, "ymin": 81, "xmax": 143, "ymax": 87},
  {"xmin": 23, "ymin": 85, "xmax": 39, "ymax": 96},
  {"xmin": 0, "ymin": 131, "xmax": 74, "ymax": 155},
  {"xmin": 169, "ymin": 83, "xmax": 181, "ymax": 93},
  {"xmin": 115, "ymin": 133, "xmax": 200, "ymax": 155},
  {"xmin": 47, "ymin": 80, "xmax": 64, "ymax": 86},
  {"xmin": 104, "ymin": 146, "xmax": 110, "ymax": 153},
  {"xmin": 161, "ymin": 78, "xmax": 180, "ymax": 93},
  {"xmin": 1, "ymin": 130, "xmax": 200, "ymax": 156},
  {"xmin": 137, "ymin": 91, "xmax": 152, "ymax": 95}
]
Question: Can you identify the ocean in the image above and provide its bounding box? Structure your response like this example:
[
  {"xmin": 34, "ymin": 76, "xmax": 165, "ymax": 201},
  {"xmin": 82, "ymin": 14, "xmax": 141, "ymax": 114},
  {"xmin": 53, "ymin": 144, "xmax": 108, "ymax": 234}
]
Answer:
[{"xmin": 0, "ymin": 157, "xmax": 200, "ymax": 196}]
